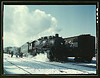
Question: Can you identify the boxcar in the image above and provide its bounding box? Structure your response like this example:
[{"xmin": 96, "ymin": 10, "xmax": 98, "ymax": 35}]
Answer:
[{"xmin": 64, "ymin": 34, "xmax": 95, "ymax": 62}]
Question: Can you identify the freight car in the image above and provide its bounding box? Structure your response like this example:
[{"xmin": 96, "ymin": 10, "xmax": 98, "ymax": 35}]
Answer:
[
  {"xmin": 20, "ymin": 41, "xmax": 37, "ymax": 57},
  {"xmin": 20, "ymin": 43, "xmax": 30, "ymax": 57},
  {"xmin": 64, "ymin": 34, "xmax": 95, "ymax": 62}
]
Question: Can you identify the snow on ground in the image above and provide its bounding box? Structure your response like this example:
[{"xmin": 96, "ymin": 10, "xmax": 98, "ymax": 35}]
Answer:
[
  {"xmin": 4, "ymin": 60, "xmax": 29, "ymax": 74},
  {"xmin": 3, "ymin": 53, "xmax": 97, "ymax": 74}
]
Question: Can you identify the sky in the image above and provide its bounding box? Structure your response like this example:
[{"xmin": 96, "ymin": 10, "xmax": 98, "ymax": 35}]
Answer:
[{"xmin": 3, "ymin": 5, "xmax": 96, "ymax": 47}]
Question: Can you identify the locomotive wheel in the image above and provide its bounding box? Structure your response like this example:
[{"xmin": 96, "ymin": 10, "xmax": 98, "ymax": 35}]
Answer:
[
  {"xmin": 74, "ymin": 57, "xmax": 84, "ymax": 62},
  {"xmin": 74, "ymin": 57, "xmax": 79, "ymax": 62},
  {"xmin": 81, "ymin": 57, "xmax": 92, "ymax": 62},
  {"xmin": 86, "ymin": 57, "xmax": 92, "ymax": 63},
  {"xmin": 49, "ymin": 47, "xmax": 55, "ymax": 61},
  {"xmin": 75, "ymin": 57, "xmax": 92, "ymax": 62},
  {"xmin": 49, "ymin": 53, "xmax": 54, "ymax": 61}
]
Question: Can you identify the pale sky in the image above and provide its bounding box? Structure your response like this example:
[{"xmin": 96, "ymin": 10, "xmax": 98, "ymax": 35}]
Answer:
[{"xmin": 3, "ymin": 5, "xmax": 96, "ymax": 47}]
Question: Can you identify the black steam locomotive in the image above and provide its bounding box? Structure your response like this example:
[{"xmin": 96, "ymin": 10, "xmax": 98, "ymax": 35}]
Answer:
[{"xmin": 20, "ymin": 34, "xmax": 95, "ymax": 62}]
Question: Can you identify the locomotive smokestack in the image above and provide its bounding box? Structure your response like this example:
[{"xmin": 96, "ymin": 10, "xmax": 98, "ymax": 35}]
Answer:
[{"xmin": 55, "ymin": 34, "xmax": 59, "ymax": 37}]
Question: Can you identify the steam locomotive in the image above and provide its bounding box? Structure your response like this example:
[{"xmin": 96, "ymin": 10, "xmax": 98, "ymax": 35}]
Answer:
[{"xmin": 20, "ymin": 34, "xmax": 95, "ymax": 62}]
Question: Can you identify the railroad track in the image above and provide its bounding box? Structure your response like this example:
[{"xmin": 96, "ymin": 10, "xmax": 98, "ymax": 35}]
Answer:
[
  {"xmin": 32, "ymin": 60, "xmax": 94, "ymax": 74},
  {"xmin": 21, "ymin": 59, "xmax": 96, "ymax": 74},
  {"xmin": 69, "ymin": 63, "xmax": 96, "ymax": 68},
  {"xmin": 62, "ymin": 58, "xmax": 96, "ymax": 68},
  {"xmin": 4, "ymin": 58, "xmax": 96, "ymax": 74},
  {"xmin": 4, "ymin": 58, "xmax": 32, "ymax": 74}
]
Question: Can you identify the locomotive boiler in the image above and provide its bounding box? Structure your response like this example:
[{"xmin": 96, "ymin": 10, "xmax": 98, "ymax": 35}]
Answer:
[{"xmin": 20, "ymin": 34, "xmax": 64, "ymax": 57}]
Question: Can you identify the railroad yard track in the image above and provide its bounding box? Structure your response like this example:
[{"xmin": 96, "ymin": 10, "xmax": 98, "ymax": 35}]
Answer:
[
  {"xmin": 69, "ymin": 63, "xmax": 96, "ymax": 68},
  {"xmin": 31, "ymin": 60, "xmax": 96, "ymax": 74},
  {"xmin": 4, "ymin": 58, "xmax": 32, "ymax": 74},
  {"xmin": 4, "ymin": 58, "xmax": 96, "ymax": 74}
]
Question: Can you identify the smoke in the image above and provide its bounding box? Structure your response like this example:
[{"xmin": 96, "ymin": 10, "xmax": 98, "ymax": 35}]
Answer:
[
  {"xmin": 32, "ymin": 53, "xmax": 49, "ymax": 62},
  {"xmin": 3, "ymin": 5, "xmax": 61, "ymax": 47}
]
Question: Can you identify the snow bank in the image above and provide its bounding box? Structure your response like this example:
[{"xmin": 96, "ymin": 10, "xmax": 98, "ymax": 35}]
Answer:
[{"xmin": 32, "ymin": 53, "xmax": 49, "ymax": 62}]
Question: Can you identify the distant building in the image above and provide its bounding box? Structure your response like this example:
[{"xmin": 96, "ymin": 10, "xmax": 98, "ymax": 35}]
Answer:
[{"xmin": 3, "ymin": 47, "xmax": 20, "ymax": 54}]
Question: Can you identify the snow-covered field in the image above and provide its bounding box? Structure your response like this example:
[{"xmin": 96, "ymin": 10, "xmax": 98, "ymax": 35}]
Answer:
[{"xmin": 3, "ymin": 53, "xmax": 97, "ymax": 75}]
